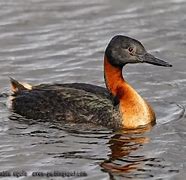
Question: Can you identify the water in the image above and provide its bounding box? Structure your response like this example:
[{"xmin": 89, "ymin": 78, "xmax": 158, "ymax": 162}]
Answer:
[{"xmin": 0, "ymin": 0, "xmax": 186, "ymax": 179}]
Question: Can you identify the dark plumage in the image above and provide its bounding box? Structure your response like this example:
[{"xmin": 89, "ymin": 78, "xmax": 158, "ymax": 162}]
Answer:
[{"xmin": 12, "ymin": 83, "xmax": 122, "ymax": 129}]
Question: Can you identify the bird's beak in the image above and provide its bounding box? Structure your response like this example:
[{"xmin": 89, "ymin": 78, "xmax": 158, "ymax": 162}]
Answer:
[{"xmin": 138, "ymin": 53, "xmax": 172, "ymax": 67}]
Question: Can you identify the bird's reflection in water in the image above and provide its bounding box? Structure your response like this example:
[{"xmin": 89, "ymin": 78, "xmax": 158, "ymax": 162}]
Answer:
[
  {"xmin": 8, "ymin": 114, "xmax": 178, "ymax": 179},
  {"xmin": 101, "ymin": 125, "xmax": 153, "ymax": 177}
]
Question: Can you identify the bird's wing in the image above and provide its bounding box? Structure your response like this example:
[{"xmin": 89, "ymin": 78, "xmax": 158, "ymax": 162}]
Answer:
[{"xmin": 11, "ymin": 85, "xmax": 121, "ymax": 129}]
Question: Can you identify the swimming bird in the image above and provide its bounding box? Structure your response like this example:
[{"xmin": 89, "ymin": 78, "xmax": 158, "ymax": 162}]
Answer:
[{"xmin": 10, "ymin": 35, "xmax": 172, "ymax": 129}]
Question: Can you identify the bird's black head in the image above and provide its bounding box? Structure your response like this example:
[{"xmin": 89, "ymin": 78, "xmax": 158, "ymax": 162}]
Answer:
[{"xmin": 105, "ymin": 35, "xmax": 172, "ymax": 67}]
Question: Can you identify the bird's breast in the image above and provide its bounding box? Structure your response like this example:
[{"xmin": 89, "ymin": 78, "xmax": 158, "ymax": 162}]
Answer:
[{"xmin": 117, "ymin": 82, "xmax": 156, "ymax": 129}]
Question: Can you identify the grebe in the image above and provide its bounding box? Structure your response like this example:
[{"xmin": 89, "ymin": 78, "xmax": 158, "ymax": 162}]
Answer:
[{"xmin": 10, "ymin": 35, "xmax": 172, "ymax": 129}]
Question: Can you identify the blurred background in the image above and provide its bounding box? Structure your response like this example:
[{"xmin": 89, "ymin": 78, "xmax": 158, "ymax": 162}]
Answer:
[{"xmin": 0, "ymin": 0, "xmax": 185, "ymax": 179}]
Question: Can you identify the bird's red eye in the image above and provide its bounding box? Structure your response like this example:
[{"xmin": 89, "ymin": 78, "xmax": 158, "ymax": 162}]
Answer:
[{"xmin": 128, "ymin": 47, "xmax": 133, "ymax": 52}]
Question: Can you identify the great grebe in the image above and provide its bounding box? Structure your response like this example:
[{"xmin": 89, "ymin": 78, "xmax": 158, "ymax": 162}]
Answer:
[{"xmin": 10, "ymin": 35, "xmax": 172, "ymax": 129}]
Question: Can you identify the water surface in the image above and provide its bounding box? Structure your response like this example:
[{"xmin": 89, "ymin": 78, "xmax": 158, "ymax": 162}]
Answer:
[{"xmin": 0, "ymin": 0, "xmax": 186, "ymax": 179}]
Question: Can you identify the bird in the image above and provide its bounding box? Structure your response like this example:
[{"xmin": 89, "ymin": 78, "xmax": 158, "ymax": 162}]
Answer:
[{"xmin": 9, "ymin": 35, "xmax": 172, "ymax": 130}]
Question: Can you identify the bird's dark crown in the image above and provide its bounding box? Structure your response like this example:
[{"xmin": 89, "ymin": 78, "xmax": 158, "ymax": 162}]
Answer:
[{"xmin": 105, "ymin": 35, "xmax": 146, "ymax": 67}]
